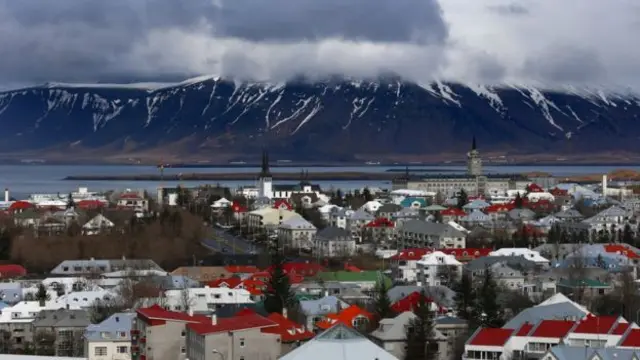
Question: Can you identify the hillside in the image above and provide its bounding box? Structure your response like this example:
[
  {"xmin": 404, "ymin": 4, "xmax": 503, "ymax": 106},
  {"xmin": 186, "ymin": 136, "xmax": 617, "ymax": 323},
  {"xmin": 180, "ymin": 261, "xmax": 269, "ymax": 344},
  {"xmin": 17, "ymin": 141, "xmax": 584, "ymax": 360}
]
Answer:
[{"xmin": 0, "ymin": 77, "xmax": 639, "ymax": 163}]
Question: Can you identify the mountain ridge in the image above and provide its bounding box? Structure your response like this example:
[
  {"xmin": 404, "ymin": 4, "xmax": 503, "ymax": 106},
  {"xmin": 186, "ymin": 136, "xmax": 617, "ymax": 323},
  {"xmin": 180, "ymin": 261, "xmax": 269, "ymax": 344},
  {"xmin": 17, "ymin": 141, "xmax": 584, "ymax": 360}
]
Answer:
[{"xmin": 1, "ymin": 77, "xmax": 640, "ymax": 162}]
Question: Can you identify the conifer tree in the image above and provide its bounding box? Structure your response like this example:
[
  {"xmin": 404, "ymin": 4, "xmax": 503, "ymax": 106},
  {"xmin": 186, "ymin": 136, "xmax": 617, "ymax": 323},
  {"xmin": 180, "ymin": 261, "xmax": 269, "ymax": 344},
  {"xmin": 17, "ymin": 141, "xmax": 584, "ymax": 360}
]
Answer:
[
  {"xmin": 35, "ymin": 283, "xmax": 50, "ymax": 306},
  {"xmin": 362, "ymin": 187, "xmax": 373, "ymax": 202},
  {"xmin": 373, "ymin": 278, "xmax": 395, "ymax": 321},
  {"xmin": 514, "ymin": 193, "xmax": 524, "ymax": 209},
  {"xmin": 623, "ymin": 224, "xmax": 635, "ymax": 246},
  {"xmin": 404, "ymin": 291, "xmax": 437, "ymax": 360},
  {"xmin": 264, "ymin": 239, "xmax": 296, "ymax": 314},
  {"xmin": 454, "ymin": 272, "xmax": 475, "ymax": 321},
  {"xmin": 66, "ymin": 193, "xmax": 75, "ymax": 209},
  {"xmin": 474, "ymin": 266, "xmax": 503, "ymax": 328},
  {"xmin": 456, "ymin": 189, "xmax": 468, "ymax": 210}
]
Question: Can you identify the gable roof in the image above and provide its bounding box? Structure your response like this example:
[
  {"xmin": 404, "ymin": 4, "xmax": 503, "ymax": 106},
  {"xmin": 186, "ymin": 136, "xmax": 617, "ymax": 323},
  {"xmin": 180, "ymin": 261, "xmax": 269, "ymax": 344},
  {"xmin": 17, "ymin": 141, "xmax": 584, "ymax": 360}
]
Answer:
[
  {"xmin": 467, "ymin": 328, "xmax": 514, "ymax": 346},
  {"xmin": 529, "ymin": 320, "xmax": 576, "ymax": 338}
]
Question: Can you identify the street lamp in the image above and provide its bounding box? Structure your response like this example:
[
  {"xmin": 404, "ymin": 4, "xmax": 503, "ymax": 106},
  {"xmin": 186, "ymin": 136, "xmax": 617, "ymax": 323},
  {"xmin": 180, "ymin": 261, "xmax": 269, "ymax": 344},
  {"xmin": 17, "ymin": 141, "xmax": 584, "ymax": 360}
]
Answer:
[{"xmin": 212, "ymin": 349, "xmax": 225, "ymax": 360}]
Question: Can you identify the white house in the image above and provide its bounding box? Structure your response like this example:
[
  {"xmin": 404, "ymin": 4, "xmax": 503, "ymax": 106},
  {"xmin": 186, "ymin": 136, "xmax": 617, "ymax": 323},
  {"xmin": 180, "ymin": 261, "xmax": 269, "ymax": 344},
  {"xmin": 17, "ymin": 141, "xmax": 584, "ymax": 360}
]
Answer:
[
  {"xmin": 210, "ymin": 198, "xmax": 232, "ymax": 209},
  {"xmin": 489, "ymin": 248, "xmax": 550, "ymax": 266},
  {"xmin": 415, "ymin": 251, "xmax": 462, "ymax": 287},
  {"xmin": 85, "ymin": 312, "xmax": 135, "ymax": 360},
  {"xmin": 138, "ymin": 287, "xmax": 255, "ymax": 313}
]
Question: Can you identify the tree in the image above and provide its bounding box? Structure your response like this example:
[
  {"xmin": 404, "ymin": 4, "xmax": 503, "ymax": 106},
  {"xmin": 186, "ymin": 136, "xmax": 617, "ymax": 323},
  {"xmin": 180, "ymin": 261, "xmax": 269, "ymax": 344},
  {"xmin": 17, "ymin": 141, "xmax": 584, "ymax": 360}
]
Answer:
[
  {"xmin": 66, "ymin": 193, "xmax": 75, "ymax": 209},
  {"xmin": 404, "ymin": 291, "xmax": 438, "ymax": 360},
  {"xmin": 372, "ymin": 278, "xmax": 395, "ymax": 321},
  {"xmin": 623, "ymin": 224, "xmax": 635, "ymax": 246},
  {"xmin": 513, "ymin": 193, "xmax": 524, "ymax": 209},
  {"xmin": 474, "ymin": 266, "xmax": 503, "ymax": 328},
  {"xmin": 35, "ymin": 283, "xmax": 50, "ymax": 305},
  {"xmin": 456, "ymin": 189, "xmax": 468, "ymax": 210},
  {"xmin": 362, "ymin": 187, "xmax": 373, "ymax": 202},
  {"xmin": 453, "ymin": 272, "xmax": 475, "ymax": 322},
  {"xmin": 433, "ymin": 211, "xmax": 443, "ymax": 223},
  {"xmin": 331, "ymin": 189, "xmax": 344, "ymax": 207},
  {"xmin": 264, "ymin": 239, "xmax": 296, "ymax": 314}
]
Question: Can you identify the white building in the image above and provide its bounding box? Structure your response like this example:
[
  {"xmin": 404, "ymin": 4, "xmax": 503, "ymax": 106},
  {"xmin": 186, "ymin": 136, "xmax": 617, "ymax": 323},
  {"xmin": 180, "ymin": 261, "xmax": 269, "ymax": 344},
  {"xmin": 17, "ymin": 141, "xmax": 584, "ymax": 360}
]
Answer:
[
  {"xmin": 489, "ymin": 248, "xmax": 550, "ymax": 266},
  {"xmin": 85, "ymin": 312, "xmax": 135, "ymax": 360},
  {"xmin": 416, "ymin": 251, "xmax": 462, "ymax": 287},
  {"xmin": 138, "ymin": 287, "xmax": 254, "ymax": 313}
]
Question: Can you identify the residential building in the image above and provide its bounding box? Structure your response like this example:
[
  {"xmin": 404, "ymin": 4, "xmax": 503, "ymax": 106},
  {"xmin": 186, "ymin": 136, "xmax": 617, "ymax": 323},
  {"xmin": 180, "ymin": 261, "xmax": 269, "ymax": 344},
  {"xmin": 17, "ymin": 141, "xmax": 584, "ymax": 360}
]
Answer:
[
  {"xmin": 314, "ymin": 227, "xmax": 355, "ymax": 257},
  {"xmin": 397, "ymin": 220, "xmax": 467, "ymax": 249},
  {"xmin": 315, "ymin": 271, "xmax": 391, "ymax": 292},
  {"xmin": 133, "ymin": 305, "xmax": 212, "ymax": 360},
  {"xmin": 32, "ymin": 308, "xmax": 91, "ymax": 357},
  {"xmin": 246, "ymin": 207, "xmax": 299, "ymax": 230},
  {"xmin": 49, "ymin": 258, "xmax": 163, "ymax": 276},
  {"xmin": 85, "ymin": 312, "xmax": 135, "ymax": 360},
  {"xmin": 296, "ymin": 296, "xmax": 349, "ymax": 331},
  {"xmin": 415, "ymin": 251, "xmax": 462, "ymax": 287},
  {"xmin": 185, "ymin": 311, "xmax": 280, "ymax": 360},
  {"xmin": 278, "ymin": 216, "xmax": 317, "ymax": 250}
]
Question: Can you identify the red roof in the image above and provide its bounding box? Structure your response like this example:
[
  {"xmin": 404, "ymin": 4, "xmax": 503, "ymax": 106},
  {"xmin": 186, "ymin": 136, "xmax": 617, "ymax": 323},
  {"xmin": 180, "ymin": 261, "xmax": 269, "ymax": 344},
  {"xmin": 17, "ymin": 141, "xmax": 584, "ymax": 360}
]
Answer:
[
  {"xmin": 273, "ymin": 199, "xmax": 293, "ymax": 210},
  {"xmin": 468, "ymin": 328, "xmax": 514, "ymax": 346},
  {"xmin": 76, "ymin": 199, "xmax": 106, "ymax": 209},
  {"xmin": 391, "ymin": 248, "xmax": 491, "ymax": 261},
  {"xmin": 391, "ymin": 291, "xmax": 445, "ymax": 314},
  {"xmin": 9, "ymin": 201, "xmax": 34, "ymax": 210},
  {"xmin": 262, "ymin": 313, "xmax": 315, "ymax": 342},
  {"xmin": 137, "ymin": 305, "xmax": 210, "ymax": 324},
  {"xmin": 315, "ymin": 305, "xmax": 373, "ymax": 330},
  {"xmin": 365, "ymin": 218, "xmax": 394, "ymax": 228},
  {"xmin": 441, "ymin": 208, "xmax": 466, "ymax": 216},
  {"xmin": 527, "ymin": 199, "xmax": 554, "ymax": 211},
  {"xmin": 604, "ymin": 245, "xmax": 640, "ymax": 259},
  {"xmin": 390, "ymin": 248, "xmax": 431, "ymax": 261},
  {"xmin": 620, "ymin": 328, "xmax": 640, "ymax": 347},
  {"xmin": 187, "ymin": 313, "xmax": 276, "ymax": 335},
  {"xmin": 517, "ymin": 224, "xmax": 545, "ymax": 237},
  {"xmin": 549, "ymin": 187, "xmax": 569, "ymax": 196},
  {"xmin": 0, "ymin": 264, "xmax": 27, "ymax": 278},
  {"xmin": 613, "ymin": 322, "xmax": 631, "ymax": 335},
  {"xmin": 530, "ymin": 320, "xmax": 576, "ymax": 338},
  {"xmin": 231, "ymin": 201, "xmax": 248, "ymax": 213},
  {"xmin": 224, "ymin": 265, "xmax": 259, "ymax": 273},
  {"xmin": 573, "ymin": 315, "xmax": 619, "ymax": 334},
  {"xmin": 484, "ymin": 204, "xmax": 513, "ymax": 213},
  {"xmin": 527, "ymin": 183, "xmax": 544, "ymax": 193},
  {"xmin": 515, "ymin": 322, "xmax": 534, "ymax": 336}
]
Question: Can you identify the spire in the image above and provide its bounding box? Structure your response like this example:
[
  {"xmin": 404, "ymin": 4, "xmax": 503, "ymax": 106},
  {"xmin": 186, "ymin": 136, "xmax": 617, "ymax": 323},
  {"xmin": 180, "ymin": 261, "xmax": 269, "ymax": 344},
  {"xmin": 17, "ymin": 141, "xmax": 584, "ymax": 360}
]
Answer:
[
  {"xmin": 260, "ymin": 149, "xmax": 271, "ymax": 178},
  {"xmin": 472, "ymin": 136, "xmax": 477, "ymax": 151}
]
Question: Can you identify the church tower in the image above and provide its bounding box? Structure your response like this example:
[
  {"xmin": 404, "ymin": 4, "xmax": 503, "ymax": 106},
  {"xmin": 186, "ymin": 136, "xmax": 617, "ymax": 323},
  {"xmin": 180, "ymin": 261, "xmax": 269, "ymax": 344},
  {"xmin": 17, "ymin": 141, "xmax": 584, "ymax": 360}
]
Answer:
[
  {"xmin": 258, "ymin": 150, "xmax": 273, "ymax": 198},
  {"xmin": 467, "ymin": 136, "xmax": 482, "ymax": 176}
]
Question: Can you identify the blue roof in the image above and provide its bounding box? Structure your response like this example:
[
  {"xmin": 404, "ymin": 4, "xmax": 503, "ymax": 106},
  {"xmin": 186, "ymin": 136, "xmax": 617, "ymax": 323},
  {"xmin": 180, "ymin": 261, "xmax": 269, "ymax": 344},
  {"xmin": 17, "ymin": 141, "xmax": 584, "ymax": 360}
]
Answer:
[
  {"xmin": 85, "ymin": 312, "xmax": 135, "ymax": 342},
  {"xmin": 400, "ymin": 197, "xmax": 427, "ymax": 208},
  {"xmin": 299, "ymin": 296, "xmax": 348, "ymax": 316},
  {"xmin": 0, "ymin": 283, "xmax": 23, "ymax": 303}
]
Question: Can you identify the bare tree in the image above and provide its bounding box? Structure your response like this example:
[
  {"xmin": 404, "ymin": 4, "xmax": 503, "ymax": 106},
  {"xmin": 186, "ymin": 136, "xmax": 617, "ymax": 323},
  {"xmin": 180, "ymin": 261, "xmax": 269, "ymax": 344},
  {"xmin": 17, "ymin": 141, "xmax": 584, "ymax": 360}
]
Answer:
[
  {"xmin": 566, "ymin": 244, "xmax": 588, "ymax": 305},
  {"xmin": 178, "ymin": 282, "xmax": 195, "ymax": 313}
]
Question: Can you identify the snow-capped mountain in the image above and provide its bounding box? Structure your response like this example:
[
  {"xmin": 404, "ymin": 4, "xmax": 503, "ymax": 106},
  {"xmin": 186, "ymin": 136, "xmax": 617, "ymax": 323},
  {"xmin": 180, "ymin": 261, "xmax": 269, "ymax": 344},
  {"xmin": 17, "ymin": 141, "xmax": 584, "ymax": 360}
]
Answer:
[{"xmin": 0, "ymin": 77, "xmax": 639, "ymax": 160}]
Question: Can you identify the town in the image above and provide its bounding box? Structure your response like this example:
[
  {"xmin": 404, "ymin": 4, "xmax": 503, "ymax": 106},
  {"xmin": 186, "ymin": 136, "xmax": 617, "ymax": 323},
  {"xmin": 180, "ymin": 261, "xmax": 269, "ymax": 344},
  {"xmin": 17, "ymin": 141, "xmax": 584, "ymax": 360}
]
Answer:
[{"xmin": 1, "ymin": 143, "xmax": 640, "ymax": 360}]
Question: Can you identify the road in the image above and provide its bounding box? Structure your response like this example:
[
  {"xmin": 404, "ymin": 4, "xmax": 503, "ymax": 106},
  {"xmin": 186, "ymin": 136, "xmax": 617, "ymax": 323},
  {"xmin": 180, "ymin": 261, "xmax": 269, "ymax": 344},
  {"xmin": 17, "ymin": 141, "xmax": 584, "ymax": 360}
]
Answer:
[{"xmin": 201, "ymin": 228, "xmax": 261, "ymax": 255}]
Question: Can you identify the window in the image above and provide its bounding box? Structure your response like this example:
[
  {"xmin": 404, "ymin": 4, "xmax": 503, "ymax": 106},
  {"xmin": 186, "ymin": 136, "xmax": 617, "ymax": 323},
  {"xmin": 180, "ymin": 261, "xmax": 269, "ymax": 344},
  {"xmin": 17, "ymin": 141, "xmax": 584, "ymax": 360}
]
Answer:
[
  {"xmin": 117, "ymin": 346, "xmax": 128, "ymax": 354},
  {"xmin": 118, "ymin": 331, "xmax": 126, "ymax": 338},
  {"xmin": 240, "ymin": 338, "xmax": 245, "ymax": 347},
  {"xmin": 181, "ymin": 346, "xmax": 186, "ymax": 353},
  {"xmin": 181, "ymin": 330, "xmax": 186, "ymax": 337},
  {"xmin": 95, "ymin": 346, "xmax": 108, "ymax": 356}
]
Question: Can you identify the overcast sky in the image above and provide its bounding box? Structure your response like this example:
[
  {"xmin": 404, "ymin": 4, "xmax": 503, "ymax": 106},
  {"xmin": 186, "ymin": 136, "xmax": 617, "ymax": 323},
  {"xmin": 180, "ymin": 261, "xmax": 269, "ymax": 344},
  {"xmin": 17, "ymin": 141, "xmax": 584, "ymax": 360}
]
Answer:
[{"xmin": 0, "ymin": 0, "xmax": 639, "ymax": 90}]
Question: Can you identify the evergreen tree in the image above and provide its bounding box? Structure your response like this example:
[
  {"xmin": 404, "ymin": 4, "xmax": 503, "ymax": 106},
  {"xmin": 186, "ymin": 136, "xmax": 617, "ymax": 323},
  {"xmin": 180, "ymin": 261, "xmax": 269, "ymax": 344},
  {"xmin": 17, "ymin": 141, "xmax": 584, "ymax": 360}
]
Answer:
[
  {"xmin": 514, "ymin": 193, "xmax": 524, "ymax": 209},
  {"xmin": 362, "ymin": 187, "xmax": 373, "ymax": 202},
  {"xmin": 433, "ymin": 211, "xmax": 443, "ymax": 223},
  {"xmin": 66, "ymin": 193, "xmax": 75, "ymax": 209},
  {"xmin": 264, "ymin": 240, "xmax": 296, "ymax": 314},
  {"xmin": 373, "ymin": 278, "xmax": 395, "ymax": 321},
  {"xmin": 453, "ymin": 272, "xmax": 475, "ymax": 321},
  {"xmin": 623, "ymin": 224, "xmax": 634, "ymax": 246},
  {"xmin": 331, "ymin": 189, "xmax": 344, "ymax": 207},
  {"xmin": 456, "ymin": 189, "xmax": 468, "ymax": 210},
  {"xmin": 35, "ymin": 283, "xmax": 50, "ymax": 305},
  {"xmin": 404, "ymin": 291, "xmax": 437, "ymax": 360},
  {"xmin": 475, "ymin": 266, "xmax": 503, "ymax": 328}
]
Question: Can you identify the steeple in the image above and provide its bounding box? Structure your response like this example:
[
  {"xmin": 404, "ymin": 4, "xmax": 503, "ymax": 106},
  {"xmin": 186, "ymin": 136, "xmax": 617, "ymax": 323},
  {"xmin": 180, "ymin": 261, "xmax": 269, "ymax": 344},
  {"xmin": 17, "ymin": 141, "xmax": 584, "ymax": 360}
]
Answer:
[
  {"xmin": 472, "ymin": 136, "xmax": 477, "ymax": 151},
  {"xmin": 260, "ymin": 149, "xmax": 271, "ymax": 178}
]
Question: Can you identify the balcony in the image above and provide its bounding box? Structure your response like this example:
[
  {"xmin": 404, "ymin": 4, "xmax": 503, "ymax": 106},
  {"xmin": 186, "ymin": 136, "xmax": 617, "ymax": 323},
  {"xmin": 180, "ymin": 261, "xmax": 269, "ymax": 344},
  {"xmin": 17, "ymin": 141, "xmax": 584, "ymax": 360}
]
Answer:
[
  {"xmin": 140, "ymin": 337, "xmax": 147, "ymax": 343},
  {"xmin": 131, "ymin": 329, "xmax": 140, "ymax": 335}
]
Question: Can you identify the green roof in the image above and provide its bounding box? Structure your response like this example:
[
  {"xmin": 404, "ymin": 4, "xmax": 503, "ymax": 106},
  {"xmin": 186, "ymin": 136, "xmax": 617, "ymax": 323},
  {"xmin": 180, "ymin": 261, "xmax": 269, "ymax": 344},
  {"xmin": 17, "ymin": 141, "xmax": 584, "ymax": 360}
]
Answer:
[
  {"xmin": 557, "ymin": 279, "xmax": 610, "ymax": 288},
  {"xmin": 316, "ymin": 271, "xmax": 391, "ymax": 287}
]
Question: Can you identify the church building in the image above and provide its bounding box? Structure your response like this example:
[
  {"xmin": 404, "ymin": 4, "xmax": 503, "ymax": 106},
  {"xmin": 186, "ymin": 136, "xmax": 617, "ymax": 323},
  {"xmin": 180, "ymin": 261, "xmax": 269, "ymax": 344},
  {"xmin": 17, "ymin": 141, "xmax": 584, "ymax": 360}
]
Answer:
[{"xmin": 257, "ymin": 151, "xmax": 322, "ymax": 202}]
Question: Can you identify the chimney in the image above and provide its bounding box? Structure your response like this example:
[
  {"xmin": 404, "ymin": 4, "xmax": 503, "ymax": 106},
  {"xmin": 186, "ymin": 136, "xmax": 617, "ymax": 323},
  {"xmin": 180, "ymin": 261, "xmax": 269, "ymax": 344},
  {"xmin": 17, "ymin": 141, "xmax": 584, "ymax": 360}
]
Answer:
[
  {"xmin": 188, "ymin": 308, "xmax": 194, "ymax": 317},
  {"xmin": 282, "ymin": 308, "xmax": 288, "ymax": 319},
  {"xmin": 211, "ymin": 311, "xmax": 217, "ymax": 325},
  {"xmin": 602, "ymin": 175, "xmax": 608, "ymax": 196},
  {"xmin": 323, "ymin": 290, "xmax": 329, "ymax": 298},
  {"xmin": 4, "ymin": 188, "xmax": 8, "ymax": 202}
]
